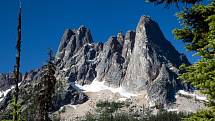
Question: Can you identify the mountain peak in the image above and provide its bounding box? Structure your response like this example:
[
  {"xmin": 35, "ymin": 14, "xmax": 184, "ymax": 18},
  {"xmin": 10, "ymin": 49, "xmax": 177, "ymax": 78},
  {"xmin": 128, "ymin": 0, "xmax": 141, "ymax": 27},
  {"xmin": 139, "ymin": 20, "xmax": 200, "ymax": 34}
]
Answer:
[
  {"xmin": 55, "ymin": 17, "xmax": 190, "ymax": 105},
  {"xmin": 0, "ymin": 16, "xmax": 196, "ymax": 118},
  {"xmin": 55, "ymin": 26, "xmax": 93, "ymax": 62}
]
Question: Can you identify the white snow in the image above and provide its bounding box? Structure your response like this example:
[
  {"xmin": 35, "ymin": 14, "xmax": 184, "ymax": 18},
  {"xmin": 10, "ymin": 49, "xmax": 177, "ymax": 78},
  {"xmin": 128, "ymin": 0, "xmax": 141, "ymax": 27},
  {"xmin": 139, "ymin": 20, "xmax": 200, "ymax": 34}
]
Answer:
[
  {"xmin": 149, "ymin": 101, "xmax": 156, "ymax": 107},
  {"xmin": 59, "ymin": 106, "xmax": 65, "ymax": 112},
  {"xmin": 69, "ymin": 104, "xmax": 77, "ymax": 110},
  {"xmin": 65, "ymin": 77, "xmax": 69, "ymax": 80},
  {"xmin": 75, "ymin": 79, "xmax": 139, "ymax": 98},
  {"xmin": 87, "ymin": 43, "xmax": 93, "ymax": 46},
  {"xmin": 63, "ymin": 68, "xmax": 70, "ymax": 72},
  {"xmin": 87, "ymin": 60, "xmax": 95, "ymax": 63},
  {"xmin": 167, "ymin": 108, "xmax": 178, "ymax": 112},
  {"xmin": 18, "ymin": 82, "xmax": 22, "ymax": 86},
  {"xmin": 0, "ymin": 86, "xmax": 15, "ymax": 102},
  {"xmin": 176, "ymin": 90, "xmax": 208, "ymax": 102},
  {"xmin": 0, "ymin": 82, "xmax": 22, "ymax": 102},
  {"xmin": 65, "ymin": 50, "xmax": 70, "ymax": 57},
  {"xmin": 117, "ymin": 98, "xmax": 127, "ymax": 102}
]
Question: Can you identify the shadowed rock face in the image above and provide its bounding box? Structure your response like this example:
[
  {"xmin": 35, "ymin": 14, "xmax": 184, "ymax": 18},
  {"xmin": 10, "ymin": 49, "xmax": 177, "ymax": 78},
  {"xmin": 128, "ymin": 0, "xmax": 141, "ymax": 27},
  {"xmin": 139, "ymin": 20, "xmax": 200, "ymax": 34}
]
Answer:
[
  {"xmin": 0, "ymin": 16, "xmax": 190, "ymax": 115},
  {"xmin": 0, "ymin": 73, "xmax": 15, "ymax": 91}
]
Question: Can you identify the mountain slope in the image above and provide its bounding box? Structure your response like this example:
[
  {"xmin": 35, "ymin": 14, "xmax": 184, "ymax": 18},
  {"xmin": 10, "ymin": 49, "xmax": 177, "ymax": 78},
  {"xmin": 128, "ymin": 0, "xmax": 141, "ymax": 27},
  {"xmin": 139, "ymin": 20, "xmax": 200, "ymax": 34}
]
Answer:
[
  {"xmin": 0, "ymin": 16, "xmax": 205, "ymax": 120},
  {"xmin": 54, "ymin": 16, "xmax": 190, "ymax": 107}
]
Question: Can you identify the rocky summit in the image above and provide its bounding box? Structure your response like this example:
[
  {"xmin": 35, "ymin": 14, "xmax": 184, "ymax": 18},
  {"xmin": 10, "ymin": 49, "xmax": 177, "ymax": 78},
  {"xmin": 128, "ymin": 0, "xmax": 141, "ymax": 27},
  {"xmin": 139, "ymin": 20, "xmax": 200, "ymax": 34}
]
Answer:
[
  {"xmin": 54, "ymin": 16, "xmax": 190, "ymax": 106},
  {"xmin": 0, "ymin": 16, "xmax": 205, "ymax": 119}
]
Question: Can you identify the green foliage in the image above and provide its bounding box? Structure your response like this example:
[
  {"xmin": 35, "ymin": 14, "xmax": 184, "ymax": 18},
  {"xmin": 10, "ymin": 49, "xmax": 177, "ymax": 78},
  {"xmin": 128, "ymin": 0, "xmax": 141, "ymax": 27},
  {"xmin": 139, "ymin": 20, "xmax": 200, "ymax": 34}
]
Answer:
[
  {"xmin": 83, "ymin": 110, "xmax": 187, "ymax": 121},
  {"xmin": 147, "ymin": 111, "xmax": 188, "ymax": 121},
  {"xmin": 1, "ymin": 96, "xmax": 25, "ymax": 121},
  {"xmin": 11, "ymin": 96, "xmax": 22, "ymax": 121},
  {"xmin": 83, "ymin": 113, "xmax": 97, "ymax": 121},
  {"xmin": 173, "ymin": 0, "xmax": 215, "ymax": 105},
  {"xmin": 83, "ymin": 112, "xmax": 138, "ymax": 121},
  {"xmin": 82, "ymin": 101, "xmax": 188, "ymax": 121},
  {"xmin": 36, "ymin": 50, "xmax": 57, "ymax": 121},
  {"xmin": 171, "ymin": 1, "xmax": 215, "ymax": 120},
  {"xmin": 96, "ymin": 100, "xmax": 125, "ymax": 113},
  {"xmin": 184, "ymin": 107, "xmax": 215, "ymax": 121},
  {"xmin": 82, "ymin": 100, "xmax": 131, "ymax": 121},
  {"xmin": 179, "ymin": 59, "xmax": 215, "ymax": 102},
  {"xmin": 173, "ymin": 1, "xmax": 215, "ymax": 59}
]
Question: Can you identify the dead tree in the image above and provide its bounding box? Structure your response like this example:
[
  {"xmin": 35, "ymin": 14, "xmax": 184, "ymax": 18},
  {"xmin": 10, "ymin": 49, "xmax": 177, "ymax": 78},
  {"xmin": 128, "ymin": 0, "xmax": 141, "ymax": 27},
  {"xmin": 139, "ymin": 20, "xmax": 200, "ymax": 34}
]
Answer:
[{"xmin": 13, "ymin": 0, "xmax": 22, "ymax": 120}]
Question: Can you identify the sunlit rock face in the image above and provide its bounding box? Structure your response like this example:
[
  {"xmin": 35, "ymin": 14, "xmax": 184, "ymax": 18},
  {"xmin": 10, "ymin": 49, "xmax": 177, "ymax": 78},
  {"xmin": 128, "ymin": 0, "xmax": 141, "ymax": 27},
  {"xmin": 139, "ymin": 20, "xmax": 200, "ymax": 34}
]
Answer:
[
  {"xmin": 55, "ymin": 25, "xmax": 96, "ymax": 85},
  {"xmin": 0, "ymin": 16, "xmax": 191, "ymax": 116},
  {"xmin": 121, "ymin": 16, "xmax": 190, "ymax": 105},
  {"xmin": 55, "ymin": 16, "xmax": 190, "ymax": 107}
]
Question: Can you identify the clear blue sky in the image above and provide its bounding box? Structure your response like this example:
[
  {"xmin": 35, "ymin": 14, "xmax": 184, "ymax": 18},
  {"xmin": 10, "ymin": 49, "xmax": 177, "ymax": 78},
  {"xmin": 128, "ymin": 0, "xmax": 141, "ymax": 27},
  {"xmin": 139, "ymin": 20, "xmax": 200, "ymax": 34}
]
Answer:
[{"xmin": 0, "ymin": 0, "xmax": 199, "ymax": 73}]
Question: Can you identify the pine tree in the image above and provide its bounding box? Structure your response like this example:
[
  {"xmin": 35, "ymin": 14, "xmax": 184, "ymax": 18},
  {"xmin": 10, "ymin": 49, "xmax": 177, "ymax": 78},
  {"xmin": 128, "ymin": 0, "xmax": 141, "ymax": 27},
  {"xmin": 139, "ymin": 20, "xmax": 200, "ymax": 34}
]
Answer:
[
  {"xmin": 172, "ymin": 1, "xmax": 215, "ymax": 120},
  {"xmin": 173, "ymin": 0, "xmax": 215, "ymax": 104},
  {"xmin": 146, "ymin": 0, "xmax": 215, "ymax": 120},
  {"xmin": 36, "ymin": 50, "xmax": 57, "ymax": 121},
  {"xmin": 11, "ymin": 96, "xmax": 22, "ymax": 121}
]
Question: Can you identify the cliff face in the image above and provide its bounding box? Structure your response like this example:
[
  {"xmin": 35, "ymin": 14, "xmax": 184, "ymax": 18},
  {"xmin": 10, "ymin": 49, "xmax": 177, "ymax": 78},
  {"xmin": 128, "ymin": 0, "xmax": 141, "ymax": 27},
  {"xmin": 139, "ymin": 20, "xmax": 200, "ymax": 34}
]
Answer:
[
  {"xmin": 0, "ymin": 16, "xmax": 190, "ymax": 116},
  {"xmin": 55, "ymin": 25, "xmax": 96, "ymax": 85},
  {"xmin": 122, "ymin": 16, "xmax": 190, "ymax": 105},
  {"xmin": 54, "ymin": 16, "xmax": 190, "ymax": 106},
  {"xmin": 0, "ymin": 73, "xmax": 15, "ymax": 91}
]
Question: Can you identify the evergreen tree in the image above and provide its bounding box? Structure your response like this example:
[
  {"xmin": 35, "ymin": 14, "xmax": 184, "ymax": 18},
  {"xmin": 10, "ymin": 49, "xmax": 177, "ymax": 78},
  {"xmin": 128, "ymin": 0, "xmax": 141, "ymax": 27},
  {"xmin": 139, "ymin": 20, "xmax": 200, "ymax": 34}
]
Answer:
[
  {"xmin": 36, "ymin": 50, "xmax": 57, "ymax": 121},
  {"xmin": 173, "ymin": 0, "xmax": 215, "ymax": 104},
  {"xmin": 11, "ymin": 96, "xmax": 22, "ymax": 121},
  {"xmin": 147, "ymin": 0, "xmax": 215, "ymax": 120},
  {"xmin": 172, "ymin": 1, "xmax": 215, "ymax": 120}
]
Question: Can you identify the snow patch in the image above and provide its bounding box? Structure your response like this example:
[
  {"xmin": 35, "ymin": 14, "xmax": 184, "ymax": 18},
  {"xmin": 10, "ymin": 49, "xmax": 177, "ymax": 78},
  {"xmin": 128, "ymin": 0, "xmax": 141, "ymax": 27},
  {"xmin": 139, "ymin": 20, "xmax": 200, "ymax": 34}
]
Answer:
[
  {"xmin": 0, "ymin": 82, "xmax": 22, "ymax": 102},
  {"xmin": 59, "ymin": 106, "xmax": 65, "ymax": 112},
  {"xmin": 0, "ymin": 86, "xmax": 14, "ymax": 102},
  {"xmin": 149, "ymin": 101, "xmax": 156, "ymax": 107},
  {"xmin": 87, "ymin": 43, "xmax": 93, "ymax": 46},
  {"xmin": 65, "ymin": 77, "xmax": 69, "ymax": 80},
  {"xmin": 69, "ymin": 104, "xmax": 77, "ymax": 110},
  {"xmin": 75, "ymin": 79, "xmax": 139, "ymax": 98},
  {"xmin": 62, "ymin": 68, "xmax": 70, "ymax": 72},
  {"xmin": 65, "ymin": 50, "xmax": 70, "ymax": 57},
  {"xmin": 117, "ymin": 98, "xmax": 127, "ymax": 102},
  {"xmin": 167, "ymin": 108, "xmax": 178, "ymax": 112},
  {"xmin": 176, "ymin": 90, "xmax": 208, "ymax": 102},
  {"xmin": 87, "ymin": 60, "xmax": 95, "ymax": 63},
  {"xmin": 18, "ymin": 82, "xmax": 22, "ymax": 86}
]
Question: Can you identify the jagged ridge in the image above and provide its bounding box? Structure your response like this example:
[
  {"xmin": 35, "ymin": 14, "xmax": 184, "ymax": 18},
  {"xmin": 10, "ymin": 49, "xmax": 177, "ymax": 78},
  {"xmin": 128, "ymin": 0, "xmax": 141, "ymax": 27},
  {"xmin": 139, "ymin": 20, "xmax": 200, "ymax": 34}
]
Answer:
[
  {"xmin": 0, "ymin": 16, "xmax": 191, "ymax": 118},
  {"xmin": 55, "ymin": 16, "xmax": 190, "ymax": 107}
]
